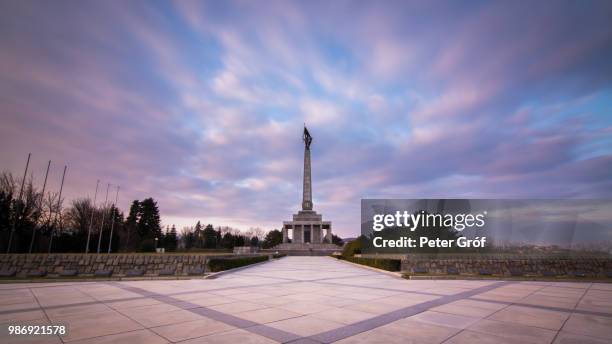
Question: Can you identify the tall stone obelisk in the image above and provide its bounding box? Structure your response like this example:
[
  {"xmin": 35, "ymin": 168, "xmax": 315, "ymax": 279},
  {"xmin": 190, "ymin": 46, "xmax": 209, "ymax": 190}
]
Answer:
[
  {"xmin": 279, "ymin": 125, "xmax": 332, "ymax": 248},
  {"xmin": 302, "ymin": 126, "xmax": 313, "ymax": 211}
]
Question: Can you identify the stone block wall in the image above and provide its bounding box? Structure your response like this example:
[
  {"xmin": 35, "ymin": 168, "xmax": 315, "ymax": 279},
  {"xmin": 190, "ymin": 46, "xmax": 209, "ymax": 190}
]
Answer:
[
  {"xmin": 399, "ymin": 257, "xmax": 612, "ymax": 277},
  {"xmin": 0, "ymin": 253, "xmax": 236, "ymax": 278}
]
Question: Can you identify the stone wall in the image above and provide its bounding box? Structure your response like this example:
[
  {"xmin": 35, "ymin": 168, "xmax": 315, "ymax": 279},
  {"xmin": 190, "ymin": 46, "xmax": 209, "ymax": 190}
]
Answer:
[
  {"xmin": 399, "ymin": 257, "xmax": 612, "ymax": 277},
  {"xmin": 0, "ymin": 253, "xmax": 238, "ymax": 278},
  {"xmin": 233, "ymin": 246, "xmax": 259, "ymax": 254}
]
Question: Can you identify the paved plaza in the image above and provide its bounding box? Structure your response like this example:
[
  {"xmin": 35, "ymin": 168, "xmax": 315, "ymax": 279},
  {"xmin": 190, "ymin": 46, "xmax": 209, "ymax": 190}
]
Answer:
[{"xmin": 1, "ymin": 256, "xmax": 611, "ymax": 344}]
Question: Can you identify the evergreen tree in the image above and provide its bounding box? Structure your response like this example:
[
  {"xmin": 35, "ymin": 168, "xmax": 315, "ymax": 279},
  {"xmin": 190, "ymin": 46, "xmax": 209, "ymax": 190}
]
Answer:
[
  {"xmin": 124, "ymin": 200, "xmax": 140, "ymax": 250},
  {"xmin": 137, "ymin": 198, "xmax": 161, "ymax": 239},
  {"xmin": 262, "ymin": 229, "xmax": 283, "ymax": 248},
  {"xmin": 194, "ymin": 221, "xmax": 203, "ymax": 248},
  {"xmin": 215, "ymin": 228, "xmax": 222, "ymax": 248},
  {"xmin": 235, "ymin": 235, "xmax": 245, "ymax": 247},
  {"xmin": 221, "ymin": 232, "xmax": 234, "ymax": 249},
  {"xmin": 165, "ymin": 225, "xmax": 178, "ymax": 251},
  {"xmin": 331, "ymin": 234, "xmax": 343, "ymax": 246},
  {"xmin": 203, "ymin": 224, "xmax": 217, "ymax": 248},
  {"xmin": 183, "ymin": 227, "xmax": 196, "ymax": 250}
]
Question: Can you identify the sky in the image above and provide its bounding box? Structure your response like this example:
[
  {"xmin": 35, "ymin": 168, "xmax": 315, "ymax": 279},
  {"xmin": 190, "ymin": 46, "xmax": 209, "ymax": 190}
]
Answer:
[{"xmin": 0, "ymin": 1, "xmax": 611, "ymax": 238}]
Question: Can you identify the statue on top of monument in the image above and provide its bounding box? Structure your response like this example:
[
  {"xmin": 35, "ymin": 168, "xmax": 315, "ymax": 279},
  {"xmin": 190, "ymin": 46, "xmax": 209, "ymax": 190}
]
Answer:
[{"xmin": 303, "ymin": 125, "xmax": 312, "ymax": 150}]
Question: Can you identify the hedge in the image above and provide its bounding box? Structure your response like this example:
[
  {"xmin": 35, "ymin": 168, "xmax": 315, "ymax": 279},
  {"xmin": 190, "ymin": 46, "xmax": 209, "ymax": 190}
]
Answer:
[
  {"xmin": 339, "ymin": 256, "xmax": 401, "ymax": 272},
  {"xmin": 207, "ymin": 255, "xmax": 269, "ymax": 272}
]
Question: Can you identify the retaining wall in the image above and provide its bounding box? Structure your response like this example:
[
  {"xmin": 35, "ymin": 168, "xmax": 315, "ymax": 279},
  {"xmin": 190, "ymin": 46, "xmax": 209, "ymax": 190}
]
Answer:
[
  {"xmin": 0, "ymin": 253, "xmax": 238, "ymax": 278},
  {"xmin": 399, "ymin": 257, "xmax": 612, "ymax": 277}
]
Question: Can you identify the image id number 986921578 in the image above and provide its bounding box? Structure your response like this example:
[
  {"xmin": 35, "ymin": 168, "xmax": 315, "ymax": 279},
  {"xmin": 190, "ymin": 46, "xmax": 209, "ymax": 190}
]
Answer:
[{"xmin": 5, "ymin": 324, "xmax": 67, "ymax": 336}]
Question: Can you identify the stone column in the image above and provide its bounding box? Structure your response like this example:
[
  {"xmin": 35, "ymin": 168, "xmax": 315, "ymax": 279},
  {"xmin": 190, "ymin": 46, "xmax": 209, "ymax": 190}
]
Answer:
[
  {"xmin": 294, "ymin": 225, "xmax": 302, "ymax": 244},
  {"xmin": 282, "ymin": 226, "xmax": 288, "ymax": 243},
  {"xmin": 302, "ymin": 144, "xmax": 313, "ymax": 211}
]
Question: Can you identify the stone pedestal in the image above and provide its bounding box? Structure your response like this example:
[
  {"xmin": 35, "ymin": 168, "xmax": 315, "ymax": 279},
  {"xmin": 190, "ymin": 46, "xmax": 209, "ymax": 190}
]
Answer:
[{"xmin": 282, "ymin": 210, "xmax": 331, "ymax": 245}]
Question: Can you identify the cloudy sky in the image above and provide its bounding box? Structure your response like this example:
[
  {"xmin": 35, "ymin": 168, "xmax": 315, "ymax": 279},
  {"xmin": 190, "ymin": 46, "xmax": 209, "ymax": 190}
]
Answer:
[{"xmin": 1, "ymin": 1, "xmax": 611, "ymax": 237}]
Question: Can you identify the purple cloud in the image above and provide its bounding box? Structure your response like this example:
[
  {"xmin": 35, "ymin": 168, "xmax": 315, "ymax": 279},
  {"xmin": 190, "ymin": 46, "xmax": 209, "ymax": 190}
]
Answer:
[{"xmin": 0, "ymin": 1, "xmax": 611, "ymax": 237}]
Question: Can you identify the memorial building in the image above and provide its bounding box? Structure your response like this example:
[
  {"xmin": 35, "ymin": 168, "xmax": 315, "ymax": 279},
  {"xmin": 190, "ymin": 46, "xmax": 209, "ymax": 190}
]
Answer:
[{"xmin": 273, "ymin": 126, "xmax": 337, "ymax": 254}]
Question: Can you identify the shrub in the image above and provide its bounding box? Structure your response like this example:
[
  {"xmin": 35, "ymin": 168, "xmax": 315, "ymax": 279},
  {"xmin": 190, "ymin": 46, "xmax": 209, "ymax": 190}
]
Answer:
[
  {"xmin": 139, "ymin": 238, "xmax": 156, "ymax": 252},
  {"xmin": 340, "ymin": 256, "xmax": 401, "ymax": 272},
  {"xmin": 342, "ymin": 235, "xmax": 366, "ymax": 257},
  {"xmin": 207, "ymin": 255, "xmax": 268, "ymax": 272}
]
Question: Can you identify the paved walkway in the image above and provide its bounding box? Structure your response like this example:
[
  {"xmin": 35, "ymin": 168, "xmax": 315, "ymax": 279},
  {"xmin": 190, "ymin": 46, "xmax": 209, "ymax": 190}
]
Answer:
[{"xmin": 1, "ymin": 256, "xmax": 611, "ymax": 343}]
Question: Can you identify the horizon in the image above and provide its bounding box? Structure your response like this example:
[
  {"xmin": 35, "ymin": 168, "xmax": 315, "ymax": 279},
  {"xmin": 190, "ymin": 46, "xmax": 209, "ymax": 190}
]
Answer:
[{"xmin": 1, "ymin": 1, "xmax": 611, "ymax": 238}]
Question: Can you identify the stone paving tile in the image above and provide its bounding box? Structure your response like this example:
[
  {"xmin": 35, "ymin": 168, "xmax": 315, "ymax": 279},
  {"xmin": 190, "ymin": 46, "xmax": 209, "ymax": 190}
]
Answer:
[
  {"xmin": 2, "ymin": 334, "xmax": 64, "ymax": 344},
  {"xmin": 591, "ymin": 283, "xmax": 612, "ymax": 291},
  {"xmin": 251, "ymin": 296, "xmax": 300, "ymax": 307},
  {"xmin": 0, "ymin": 309, "xmax": 46, "ymax": 324},
  {"xmin": 278, "ymin": 300, "xmax": 336, "ymax": 315},
  {"xmin": 408, "ymin": 310, "xmax": 480, "ymax": 330},
  {"xmin": 117, "ymin": 303, "xmax": 183, "ymax": 318},
  {"xmin": 0, "ymin": 300, "xmax": 40, "ymax": 312},
  {"xmin": 58, "ymin": 310, "xmax": 143, "ymax": 342},
  {"xmin": 267, "ymin": 314, "xmax": 344, "ymax": 337},
  {"xmin": 376, "ymin": 293, "xmax": 440, "ymax": 307},
  {"xmin": 444, "ymin": 330, "xmax": 524, "ymax": 344},
  {"xmin": 235, "ymin": 307, "xmax": 302, "ymax": 324},
  {"xmin": 45, "ymin": 303, "xmax": 113, "ymax": 322},
  {"xmin": 576, "ymin": 290, "xmax": 612, "ymax": 313},
  {"xmin": 335, "ymin": 317, "xmax": 459, "ymax": 344},
  {"xmin": 467, "ymin": 318, "xmax": 558, "ymax": 344},
  {"xmin": 553, "ymin": 331, "xmax": 611, "ymax": 344},
  {"xmin": 207, "ymin": 301, "xmax": 269, "ymax": 315},
  {"xmin": 561, "ymin": 313, "xmax": 612, "ymax": 340},
  {"xmin": 310, "ymin": 307, "xmax": 376, "ymax": 325},
  {"xmin": 101, "ymin": 297, "xmax": 162, "ymax": 309},
  {"xmin": 430, "ymin": 299, "xmax": 505, "ymax": 318},
  {"xmin": 0, "ymin": 257, "xmax": 611, "ymax": 344},
  {"xmin": 333, "ymin": 329, "xmax": 403, "ymax": 344},
  {"xmin": 122, "ymin": 308, "xmax": 203, "ymax": 328},
  {"xmin": 179, "ymin": 328, "xmax": 278, "ymax": 344},
  {"xmin": 488, "ymin": 304, "xmax": 570, "ymax": 330},
  {"xmin": 343, "ymin": 299, "xmax": 407, "ymax": 315},
  {"xmin": 69, "ymin": 329, "xmax": 168, "ymax": 344},
  {"xmin": 519, "ymin": 294, "xmax": 579, "ymax": 309},
  {"xmin": 149, "ymin": 318, "xmax": 234, "ymax": 342}
]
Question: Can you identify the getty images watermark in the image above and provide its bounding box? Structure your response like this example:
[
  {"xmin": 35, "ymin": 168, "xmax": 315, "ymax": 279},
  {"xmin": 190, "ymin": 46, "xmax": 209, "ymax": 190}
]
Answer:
[
  {"xmin": 370, "ymin": 209, "xmax": 488, "ymax": 248},
  {"xmin": 360, "ymin": 199, "xmax": 612, "ymax": 255}
]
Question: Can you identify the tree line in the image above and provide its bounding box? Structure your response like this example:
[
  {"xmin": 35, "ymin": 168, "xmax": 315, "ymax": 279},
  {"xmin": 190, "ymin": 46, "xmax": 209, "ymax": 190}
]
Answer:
[
  {"xmin": 0, "ymin": 171, "xmax": 344, "ymax": 253},
  {"xmin": 0, "ymin": 171, "xmax": 170, "ymax": 253}
]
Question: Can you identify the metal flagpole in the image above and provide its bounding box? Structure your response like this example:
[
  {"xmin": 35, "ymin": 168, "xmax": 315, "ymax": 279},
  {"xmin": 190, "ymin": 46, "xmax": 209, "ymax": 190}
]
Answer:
[
  {"xmin": 48, "ymin": 165, "xmax": 66, "ymax": 254},
  {"xmin": 29, "ymin": 160, "xmax": 50, "ymax": 253},
  {"xmin": 107, "ymin": 186, "xmax": 119, "ymax": 253},
  {"xmin": 85, "ymin": 180, "xmax": 99, "ymax": 254},
  {"xmin": 97, "ymin": 183, "xmax": 110, "ymax": 253},
  {"xmin": 7, "ymin": 153, "xmax": 31, "ymax": 253}
]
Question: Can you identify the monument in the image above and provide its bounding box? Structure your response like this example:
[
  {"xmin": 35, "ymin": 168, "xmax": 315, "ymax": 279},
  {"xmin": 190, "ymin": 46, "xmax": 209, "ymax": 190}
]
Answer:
[{"xmin": 272, "ymin": 126, "xmax": 338, "ymax": 254}]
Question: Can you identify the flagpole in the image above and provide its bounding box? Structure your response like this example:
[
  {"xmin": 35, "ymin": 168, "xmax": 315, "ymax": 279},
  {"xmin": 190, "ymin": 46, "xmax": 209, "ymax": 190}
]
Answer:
[
  {"xmin": 85, "ymin": 180, "xmax": 99, "ymax": 254},
  {"xmin": 7, "ymin": 153, "xmax": 31, "ymax": 253},
  {"xmin": 107, "ymin": 186, "xmax": 119, "ymax": 253},
  {"xmin": 97, "ymin": 183, "xmax": 110, "ymax": 253},
  {"xmin": 29, "ymin": 160, "xmax": 50, "ymax": 253},
  {"xmin": 48, "ymin": 165, "xmax": 66, "ymax": 254}
]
